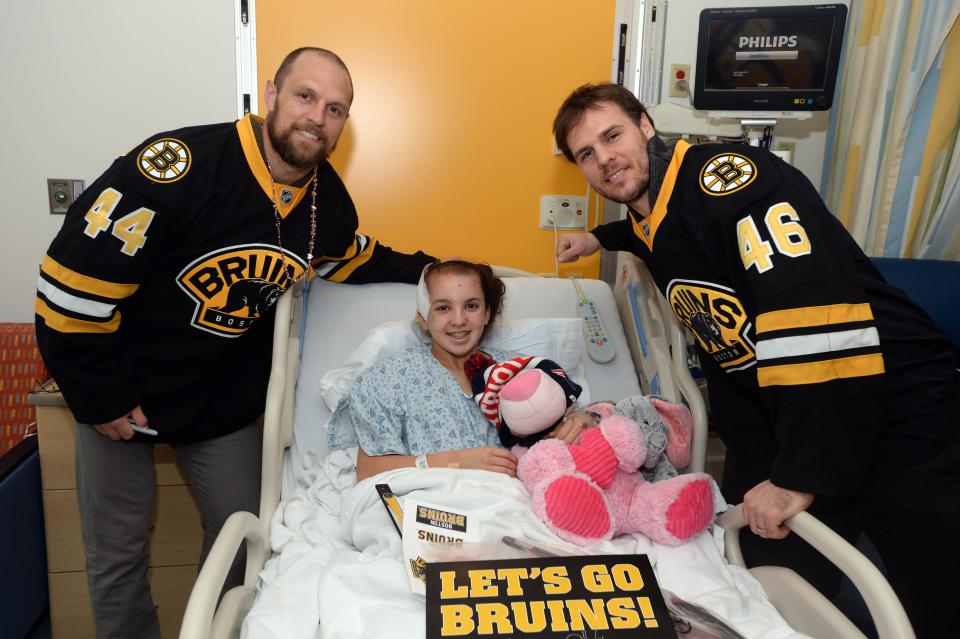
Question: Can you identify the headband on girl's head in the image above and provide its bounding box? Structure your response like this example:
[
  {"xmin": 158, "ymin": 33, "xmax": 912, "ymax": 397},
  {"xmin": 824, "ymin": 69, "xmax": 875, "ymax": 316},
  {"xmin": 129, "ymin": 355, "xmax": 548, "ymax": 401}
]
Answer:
[{"xmin": 416, "ymin": 264, "xmax": 432, "ymax": 320}]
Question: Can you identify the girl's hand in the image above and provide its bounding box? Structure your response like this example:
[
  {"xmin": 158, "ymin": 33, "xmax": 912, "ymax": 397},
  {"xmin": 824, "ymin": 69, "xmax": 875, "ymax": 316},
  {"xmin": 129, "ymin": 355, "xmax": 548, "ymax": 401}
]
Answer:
[{"xmin": 446, "ymin": 447, "xmax": 518, "ymax": 476}]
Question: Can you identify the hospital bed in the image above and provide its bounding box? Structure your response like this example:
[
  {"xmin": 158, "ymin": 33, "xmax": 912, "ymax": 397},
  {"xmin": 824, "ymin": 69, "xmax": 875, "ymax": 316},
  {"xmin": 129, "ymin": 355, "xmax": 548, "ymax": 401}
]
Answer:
[{"xmin": 178, "ymin": 254, "xmax": 913, "ymax": 639}]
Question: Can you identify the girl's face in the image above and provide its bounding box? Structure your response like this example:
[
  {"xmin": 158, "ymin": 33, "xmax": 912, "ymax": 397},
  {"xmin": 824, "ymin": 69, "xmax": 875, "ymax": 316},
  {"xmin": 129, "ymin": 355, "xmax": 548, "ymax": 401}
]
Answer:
[{"xmin": 420, "ymin": 271, "xmax": 490, "ymax": 359}]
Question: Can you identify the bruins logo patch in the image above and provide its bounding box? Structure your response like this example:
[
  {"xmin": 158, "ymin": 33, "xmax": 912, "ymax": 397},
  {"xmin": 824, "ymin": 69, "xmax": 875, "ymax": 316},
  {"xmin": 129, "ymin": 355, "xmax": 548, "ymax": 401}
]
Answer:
[
  {"xmin": 176, "ymin": 244, "xmax": 305, "ymax": 337},
  {"xmin": 138, "ymin": 138, "xmax": 191, "ymax": 183},
  {"xmin": 700, "ymin": 153, "xmax": 756, "ymax": 195},
  {"xmin": 667, "ymin": 279, "xmax": 756, "ymax": 371}
]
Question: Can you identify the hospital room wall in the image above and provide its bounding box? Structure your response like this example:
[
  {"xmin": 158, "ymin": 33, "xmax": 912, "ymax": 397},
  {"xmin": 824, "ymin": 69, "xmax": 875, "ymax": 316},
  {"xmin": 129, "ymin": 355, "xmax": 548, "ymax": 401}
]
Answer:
[
  {"xmin": 255, "ymin": 1, "xmax": 614, "ymax": 278},
  {"xmin": 0, "ymin": 1, "xmax": 238, "ymax": 322}
]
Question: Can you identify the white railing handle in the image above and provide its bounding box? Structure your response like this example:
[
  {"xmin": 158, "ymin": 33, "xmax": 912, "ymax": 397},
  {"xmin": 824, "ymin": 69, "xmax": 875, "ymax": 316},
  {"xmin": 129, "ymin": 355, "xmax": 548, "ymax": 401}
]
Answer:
[
  {"xmin": 179, "ymin": 511, "xmax": 268, "ymax": 639},
  {"xmin": 718, "ymin": 504, "xmax": 914, "ymax": 639}
]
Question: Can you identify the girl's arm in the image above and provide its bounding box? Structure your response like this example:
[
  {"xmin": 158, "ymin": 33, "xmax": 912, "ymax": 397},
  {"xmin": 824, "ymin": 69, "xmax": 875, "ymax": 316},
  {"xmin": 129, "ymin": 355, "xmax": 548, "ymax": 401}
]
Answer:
[{"xmin": 356, "ymin": 446, "xmax": 518, "ymax": 482}]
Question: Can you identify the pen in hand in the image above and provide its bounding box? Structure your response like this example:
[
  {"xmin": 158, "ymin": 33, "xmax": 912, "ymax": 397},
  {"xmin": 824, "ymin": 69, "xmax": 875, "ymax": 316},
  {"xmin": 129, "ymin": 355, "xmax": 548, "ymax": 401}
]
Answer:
[{"xmin": 128, "ymin": 418, "xmax": 158, "ymax": 436}]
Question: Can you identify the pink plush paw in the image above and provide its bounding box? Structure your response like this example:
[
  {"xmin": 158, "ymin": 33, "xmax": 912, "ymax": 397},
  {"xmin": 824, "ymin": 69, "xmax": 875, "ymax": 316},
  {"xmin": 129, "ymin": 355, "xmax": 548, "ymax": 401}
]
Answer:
[
  {"xmin": 534, "ymin": 473, "xmax": 613, "ymax": 545},
  {"xmin": 597, "ymin": 415, "xmax": 647, "ymax": 472},
  {"xmin": 517, "ymin": 438, "xmax": 576, "ymax": 488},
  {"xmin": 624, "ymin": 473, "xmax": 714, "ymax": 546},
  {"xmin": 664, "ymin": 477, "xmax": 713, "ymax": 541},
  {"xmin": 567, "ymin": 427, "xmax": 618, "ymax": 488},
  {"xmin": 651, "ymin": 397, "xmax": 693, "ymax": 470}
]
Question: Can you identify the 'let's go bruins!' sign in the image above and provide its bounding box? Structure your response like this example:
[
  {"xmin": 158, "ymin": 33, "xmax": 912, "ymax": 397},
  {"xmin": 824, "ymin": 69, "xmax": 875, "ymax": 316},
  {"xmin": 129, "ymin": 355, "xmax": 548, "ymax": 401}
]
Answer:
[
  {"xmin": 177, "ymin": 244, "xmax": 305, "ymax": 337},
  {"xmin": 426, "ymin": 555, "xmax": 676, "ymax": 638},
  {"xmin": 667, "ymin": 279, "xmax": 756, "ymax": 371}
]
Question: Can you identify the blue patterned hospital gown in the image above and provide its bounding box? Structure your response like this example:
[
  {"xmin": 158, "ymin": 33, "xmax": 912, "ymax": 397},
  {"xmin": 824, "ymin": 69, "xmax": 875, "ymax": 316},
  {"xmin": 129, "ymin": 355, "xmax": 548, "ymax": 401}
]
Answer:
[{"xmin": 327, "ymin": 344, "xmax": 515, "ymax": 456}]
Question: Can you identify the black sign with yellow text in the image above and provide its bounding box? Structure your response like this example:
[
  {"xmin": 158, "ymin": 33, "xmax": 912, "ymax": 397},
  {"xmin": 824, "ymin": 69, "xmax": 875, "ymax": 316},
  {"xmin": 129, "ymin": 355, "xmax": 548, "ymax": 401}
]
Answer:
[{"xmin": 426, "ymin": 554, "xmax": 676, "ymax": 638}]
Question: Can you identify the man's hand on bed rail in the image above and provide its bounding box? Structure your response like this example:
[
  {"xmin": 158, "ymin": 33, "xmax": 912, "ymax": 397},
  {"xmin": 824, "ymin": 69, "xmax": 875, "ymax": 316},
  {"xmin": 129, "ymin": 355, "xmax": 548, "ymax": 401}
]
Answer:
[{"xmin": 743, "ymin": 480, "xmax": 814, "ymax": 540}]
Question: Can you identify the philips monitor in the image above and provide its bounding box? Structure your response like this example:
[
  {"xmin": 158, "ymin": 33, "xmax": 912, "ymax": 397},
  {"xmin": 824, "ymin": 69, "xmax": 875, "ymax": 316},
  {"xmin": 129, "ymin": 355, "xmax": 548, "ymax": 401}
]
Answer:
[{"xmin": 693, "ymin": 4, "xmax": 847, "ymax": 112}]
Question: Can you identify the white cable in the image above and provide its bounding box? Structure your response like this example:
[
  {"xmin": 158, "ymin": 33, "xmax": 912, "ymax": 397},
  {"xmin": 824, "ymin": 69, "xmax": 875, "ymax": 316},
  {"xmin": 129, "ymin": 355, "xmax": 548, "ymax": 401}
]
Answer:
[
  {"xmin": 584, "ymin": 182, "xmax": 591, "ymax": 231},
  {"xmin": 548, "ymin": 213, "xmax": 560, "ymax": 277}
]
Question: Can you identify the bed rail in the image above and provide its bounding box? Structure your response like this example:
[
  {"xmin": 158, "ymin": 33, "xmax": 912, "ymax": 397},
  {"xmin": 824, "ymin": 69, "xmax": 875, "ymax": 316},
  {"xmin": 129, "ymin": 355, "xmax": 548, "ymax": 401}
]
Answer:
[
  {"xmin": 718, "ymin": 504, "xmax": 915, "ymax": 639},
  {"xmin": 178, "ymin": 511, "xmax": 268, "ymax": 639},
  {"xmin": 259, "ymin": 283, "xmax": 303, "ymax": 527},
  {"xmin": 613, "ymin": 253, "xmax": 708, "ymax": 472}
]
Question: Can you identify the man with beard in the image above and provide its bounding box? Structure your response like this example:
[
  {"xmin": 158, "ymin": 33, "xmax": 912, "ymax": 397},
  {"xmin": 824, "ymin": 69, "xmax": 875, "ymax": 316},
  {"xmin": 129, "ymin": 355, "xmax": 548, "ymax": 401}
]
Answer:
[
  {"xmin": 551, "ymin": 82, "xmax": 959, "ymax": 637},
  {"xmin": 35, "ymin": 48, "xmax": 433, "ymax": 638}
]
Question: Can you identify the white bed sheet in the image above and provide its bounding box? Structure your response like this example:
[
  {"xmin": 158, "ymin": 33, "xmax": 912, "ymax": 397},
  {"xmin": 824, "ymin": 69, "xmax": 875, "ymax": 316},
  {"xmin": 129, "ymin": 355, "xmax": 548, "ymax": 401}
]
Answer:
[{"xmin": 243, "ymin": 452, "xmax": 806, "ymax": 639}]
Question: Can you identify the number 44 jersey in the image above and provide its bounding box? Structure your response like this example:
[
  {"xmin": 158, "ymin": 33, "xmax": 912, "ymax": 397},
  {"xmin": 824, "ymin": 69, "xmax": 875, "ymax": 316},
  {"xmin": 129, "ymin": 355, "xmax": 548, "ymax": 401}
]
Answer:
[{"xmin": 36, "ymin": 114, "xmax": 432, "ymax": 442}]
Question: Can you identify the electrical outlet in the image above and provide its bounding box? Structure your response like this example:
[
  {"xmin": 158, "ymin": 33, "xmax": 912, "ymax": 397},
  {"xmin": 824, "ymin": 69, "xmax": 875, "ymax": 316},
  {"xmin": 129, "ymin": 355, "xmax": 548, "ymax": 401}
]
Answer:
[
  {"xmin": 539, "ymin": 195, "xmax": 587, "ymax": 229},
  {"xmin": 773, "ymin": 140, "xmax": 796, "ymax": 165},
  {"xmin": 668, "ymin": 63, "xmax": 691, "ymax": 99},
  {"xmin": 47, "ymin": 178, "xmax": 84, "ymax": 214}
]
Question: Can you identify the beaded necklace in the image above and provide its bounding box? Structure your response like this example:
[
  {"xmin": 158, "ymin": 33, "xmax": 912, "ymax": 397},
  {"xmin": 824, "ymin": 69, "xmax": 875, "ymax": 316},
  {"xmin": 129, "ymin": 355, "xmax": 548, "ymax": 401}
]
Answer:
[{"xmin": 266, "ymin": 160, "xmax": 318, "ymax": 283}]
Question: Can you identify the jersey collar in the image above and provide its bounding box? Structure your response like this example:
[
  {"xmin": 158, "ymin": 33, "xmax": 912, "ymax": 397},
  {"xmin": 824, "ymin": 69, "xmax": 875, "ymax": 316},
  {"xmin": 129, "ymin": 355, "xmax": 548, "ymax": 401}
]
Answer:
[
  {"xmin": 235, "ymin": 114, "xmax": 311, "ymax": 219},
  {"xmin": 629, "ymin": 139, "xmax": 690, "ymax": 251}
]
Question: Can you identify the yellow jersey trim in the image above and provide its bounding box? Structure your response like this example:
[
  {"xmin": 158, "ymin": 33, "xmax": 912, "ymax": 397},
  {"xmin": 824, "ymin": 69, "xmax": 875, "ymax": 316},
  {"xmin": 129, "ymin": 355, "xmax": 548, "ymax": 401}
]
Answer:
[
  {"xmin": 235, "ymin": 115, "xmax": 308, "ymax": 219},
  {"xmin": 41, "ymin": 255, "xmax": 139, "ymax": 300},
  {"xmin": 756, "ymin": 303, "xmax": 875, "ymax": 334},
  {"xmin": 324, "ymin": 240, "xmax": 376, "ymax": 282},
  {"xmin": 35, "ymin": 298, "xmax": 121, "ymax": 334},
  {"xmin": 631, "ymin": 140, "xmax": 691, "ymax": 251},
  {"xmin": 757, "ymin": 352, "xmax": 885, "ymax": 387}
]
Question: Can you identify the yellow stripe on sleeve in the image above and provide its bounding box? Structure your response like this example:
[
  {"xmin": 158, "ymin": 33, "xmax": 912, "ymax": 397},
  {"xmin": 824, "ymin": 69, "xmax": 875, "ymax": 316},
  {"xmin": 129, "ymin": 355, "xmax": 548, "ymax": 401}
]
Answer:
[
  {"xmin": 324, "ymin": 240, "xmax": 376, "ymax": 282},
  {"xmin": 757, "ymin": 352, "xmax": 885, "ymax": 387},
  {"xmin": 35, "ymin": 298, "xmax": 121, "ymax": 334},
  {"xmin": 756, "ymin": 303, "xmax": 874, "ymax": 334},
  {"xmin": 41, "ymin": 255, "xmax": 139, "ymax": 301}
]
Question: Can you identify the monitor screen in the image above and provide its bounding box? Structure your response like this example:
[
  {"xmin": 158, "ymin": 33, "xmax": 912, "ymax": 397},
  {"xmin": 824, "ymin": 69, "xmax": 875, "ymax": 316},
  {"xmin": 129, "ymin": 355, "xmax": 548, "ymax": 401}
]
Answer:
[{"xmin": 693, "ymin": 4, "xmax": 847, "ymax": 112}]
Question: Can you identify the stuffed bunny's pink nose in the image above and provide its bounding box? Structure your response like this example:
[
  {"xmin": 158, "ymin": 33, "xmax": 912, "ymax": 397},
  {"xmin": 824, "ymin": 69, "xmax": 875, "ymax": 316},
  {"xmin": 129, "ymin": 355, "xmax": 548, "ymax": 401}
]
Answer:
[{"xmin": 500, "ymin": 370, "xmax": 541, "ymax": 401}]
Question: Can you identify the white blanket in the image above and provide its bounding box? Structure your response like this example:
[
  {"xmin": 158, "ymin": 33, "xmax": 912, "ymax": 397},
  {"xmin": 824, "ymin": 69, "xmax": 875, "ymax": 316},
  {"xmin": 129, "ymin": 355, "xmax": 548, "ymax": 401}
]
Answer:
[{"xmin": 242, "ymin": 450, "xmax": 807, "ymax": 639}]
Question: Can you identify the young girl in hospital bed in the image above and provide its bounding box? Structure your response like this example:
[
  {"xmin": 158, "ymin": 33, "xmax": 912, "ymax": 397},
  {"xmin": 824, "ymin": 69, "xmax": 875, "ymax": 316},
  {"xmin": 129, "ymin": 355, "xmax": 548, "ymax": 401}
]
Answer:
[
  {"xmin": 327, "ymin": 258, "xmax": 714, "ymax": 544},
  {"xmin": 327, "ymin": 260, "xmax": 523, "ymax": 480}
]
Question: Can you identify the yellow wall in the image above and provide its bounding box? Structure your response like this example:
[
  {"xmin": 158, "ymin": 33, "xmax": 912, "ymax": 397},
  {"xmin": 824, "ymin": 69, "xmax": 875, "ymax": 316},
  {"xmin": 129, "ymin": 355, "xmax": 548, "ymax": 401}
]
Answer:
[{"xmin": 256, "ymin": 1, "xmax": 615, "ymax": 277}]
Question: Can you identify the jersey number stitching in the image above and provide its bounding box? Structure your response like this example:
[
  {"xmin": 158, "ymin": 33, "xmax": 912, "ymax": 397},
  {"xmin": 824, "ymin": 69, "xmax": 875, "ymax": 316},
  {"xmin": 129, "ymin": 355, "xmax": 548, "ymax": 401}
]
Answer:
[
  {"xmin": 737, "ymin": 202, "xmax": 811, "ymax": 273},
  {"xmin": 82, "ymin": 188, "xmax": 156, "ymax": 256}
]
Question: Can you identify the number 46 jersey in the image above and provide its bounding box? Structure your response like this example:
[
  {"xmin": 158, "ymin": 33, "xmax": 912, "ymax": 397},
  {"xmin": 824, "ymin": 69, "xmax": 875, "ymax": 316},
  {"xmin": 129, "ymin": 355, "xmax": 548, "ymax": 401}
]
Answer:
[{"xmin": 593, "ymin": 141, "xmax": 957, "ymax": 496}]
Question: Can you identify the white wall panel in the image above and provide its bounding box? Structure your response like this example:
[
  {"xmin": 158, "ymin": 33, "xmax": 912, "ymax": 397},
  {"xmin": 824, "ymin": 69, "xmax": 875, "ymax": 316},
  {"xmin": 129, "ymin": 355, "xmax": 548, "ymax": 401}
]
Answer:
[{"xmin": 0, "ymin": 0, "xmax": 237, "ymax": 321}]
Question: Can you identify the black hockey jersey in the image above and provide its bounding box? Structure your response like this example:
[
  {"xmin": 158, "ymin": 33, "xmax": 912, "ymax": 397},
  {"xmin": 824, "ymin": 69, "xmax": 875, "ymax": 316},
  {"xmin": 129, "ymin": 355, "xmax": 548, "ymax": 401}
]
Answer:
[
  {"xmin": 36, "ymin": 115, "xmax": 433, "ymax": 442},
  {"xmin": 593, "ymin": 141, "xmax": 957, "ymax": 495}
]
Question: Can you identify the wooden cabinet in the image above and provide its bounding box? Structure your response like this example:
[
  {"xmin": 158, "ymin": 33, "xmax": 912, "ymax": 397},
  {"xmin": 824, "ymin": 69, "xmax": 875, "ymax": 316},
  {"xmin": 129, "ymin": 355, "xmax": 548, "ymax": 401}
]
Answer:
[{"xmin": 29, "ymin": 390, "xmax": 203, "ymax": 639}]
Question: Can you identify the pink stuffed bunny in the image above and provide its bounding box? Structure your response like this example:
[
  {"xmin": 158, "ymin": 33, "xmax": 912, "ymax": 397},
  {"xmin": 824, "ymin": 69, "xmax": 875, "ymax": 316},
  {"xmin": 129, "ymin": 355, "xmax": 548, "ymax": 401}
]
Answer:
[{"xmin": 470, "ymin": 355, "xmax": 715, "ymax": 546}]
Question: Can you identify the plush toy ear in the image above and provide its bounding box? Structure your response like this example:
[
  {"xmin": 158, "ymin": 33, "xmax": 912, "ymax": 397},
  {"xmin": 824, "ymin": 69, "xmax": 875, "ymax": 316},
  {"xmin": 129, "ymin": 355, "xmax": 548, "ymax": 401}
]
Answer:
[{"xmin": 500, "ymin": 369, "xmax": 569, "ymax": 437}]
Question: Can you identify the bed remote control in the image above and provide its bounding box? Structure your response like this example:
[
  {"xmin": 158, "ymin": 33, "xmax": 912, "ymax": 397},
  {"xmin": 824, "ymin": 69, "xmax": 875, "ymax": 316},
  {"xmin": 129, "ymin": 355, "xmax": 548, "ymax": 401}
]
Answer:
[{"xmin": 572, "ymin": 278, "xmax": 615, "ymax": 363}]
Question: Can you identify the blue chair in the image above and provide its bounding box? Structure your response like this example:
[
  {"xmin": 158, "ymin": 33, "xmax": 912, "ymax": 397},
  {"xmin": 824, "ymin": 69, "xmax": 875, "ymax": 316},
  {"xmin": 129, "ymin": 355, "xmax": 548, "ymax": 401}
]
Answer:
[
  {"xmin": 0, "ymin": 437, "xmax": 48, "ymax": 639},
  {"xmin": 871, "ymin": 257, "xmax": 960, "ymax": 347}
]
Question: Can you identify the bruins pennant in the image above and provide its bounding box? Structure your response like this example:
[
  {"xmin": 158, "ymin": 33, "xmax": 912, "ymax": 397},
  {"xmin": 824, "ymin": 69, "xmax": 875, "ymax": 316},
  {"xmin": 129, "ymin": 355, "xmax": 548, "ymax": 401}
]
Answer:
[
  {"xmin": 177, "ymin": 244, "xmax": 304, "ymax": 337},
  {"xmin": 667, "ymin": 279, "xmax": 756, "ymax": 371},
  {"xmin": 700, "ymin": 152, "xmax": 756, "ymax": 195}
]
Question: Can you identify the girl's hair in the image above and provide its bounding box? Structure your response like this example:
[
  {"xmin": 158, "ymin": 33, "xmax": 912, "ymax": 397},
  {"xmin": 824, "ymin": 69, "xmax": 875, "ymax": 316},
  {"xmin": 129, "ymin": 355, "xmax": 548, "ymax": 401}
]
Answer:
[{"xmin": 423, "ymin": 261, "xmax": 506, "ymax": 338}]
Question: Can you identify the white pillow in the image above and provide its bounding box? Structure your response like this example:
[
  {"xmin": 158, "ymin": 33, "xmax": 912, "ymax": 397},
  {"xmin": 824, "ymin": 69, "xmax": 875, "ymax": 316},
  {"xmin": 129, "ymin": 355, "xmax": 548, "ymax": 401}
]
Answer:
[{"xmin": 317, "ymin": 318, "xmax": 588, "ymax": 412}]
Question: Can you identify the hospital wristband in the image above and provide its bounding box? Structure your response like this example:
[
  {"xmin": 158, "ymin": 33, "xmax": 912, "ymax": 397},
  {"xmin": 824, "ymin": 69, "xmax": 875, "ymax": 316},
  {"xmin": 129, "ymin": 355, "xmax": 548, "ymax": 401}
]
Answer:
[{"xmin": 415, "ymin": 454, "xmax": 429, "ymax": 469}]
